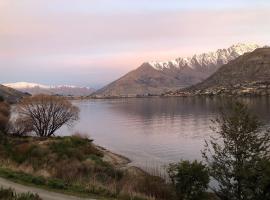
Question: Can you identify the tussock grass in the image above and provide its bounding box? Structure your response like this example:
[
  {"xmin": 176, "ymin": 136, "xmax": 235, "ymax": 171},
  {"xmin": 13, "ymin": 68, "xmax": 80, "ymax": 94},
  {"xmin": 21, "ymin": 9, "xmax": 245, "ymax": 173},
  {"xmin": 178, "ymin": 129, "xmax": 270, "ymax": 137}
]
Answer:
[
  {"xmin": 0, "ymin": 135, "xmax": 175, "ymax": 200},
  {"xmin": 0, "ymin": 187, "xmax": 41, "ymax": 200}
]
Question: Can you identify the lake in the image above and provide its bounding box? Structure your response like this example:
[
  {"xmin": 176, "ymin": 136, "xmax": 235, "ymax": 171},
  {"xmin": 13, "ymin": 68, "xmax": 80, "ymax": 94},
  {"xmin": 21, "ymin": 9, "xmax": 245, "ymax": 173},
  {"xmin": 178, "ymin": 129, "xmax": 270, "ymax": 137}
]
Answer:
[{"xmin": 59, "ymin": 97, "xmax": 270, "ymax": 172}]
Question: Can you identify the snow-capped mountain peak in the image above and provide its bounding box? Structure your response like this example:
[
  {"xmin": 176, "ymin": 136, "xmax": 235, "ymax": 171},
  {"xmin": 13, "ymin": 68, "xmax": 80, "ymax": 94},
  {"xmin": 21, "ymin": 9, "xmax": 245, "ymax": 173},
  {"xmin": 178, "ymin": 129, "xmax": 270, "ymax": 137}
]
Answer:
[
  {"xmin": 3, "ymin": 82, "xmax": 95, "ymax": 96},
  {"xmin": 4, "ymin": 82, "xmax": 50, "ymax": 89},
  {"xmin": 149, "ymin": 43, "xmax": 260, "ymax": 71}
]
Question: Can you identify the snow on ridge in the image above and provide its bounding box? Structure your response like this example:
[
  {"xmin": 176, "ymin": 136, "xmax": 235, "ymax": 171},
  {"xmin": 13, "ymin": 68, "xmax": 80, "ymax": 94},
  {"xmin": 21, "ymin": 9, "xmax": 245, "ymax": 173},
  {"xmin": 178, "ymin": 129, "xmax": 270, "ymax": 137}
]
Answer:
[
  {"xmin": 3, "ymin": 82, "xmax": 95, "ymax": 96},
  {"xmin": 3, "ymin": 82, "xmax": 50, "ymax": 89},
  {"xmin": 3, "ymin": 82, "xmax": 91, "ymax": 90},
  {"xmin": 148, "ymin": 43, "xmax": 260, "ymax": 71}
]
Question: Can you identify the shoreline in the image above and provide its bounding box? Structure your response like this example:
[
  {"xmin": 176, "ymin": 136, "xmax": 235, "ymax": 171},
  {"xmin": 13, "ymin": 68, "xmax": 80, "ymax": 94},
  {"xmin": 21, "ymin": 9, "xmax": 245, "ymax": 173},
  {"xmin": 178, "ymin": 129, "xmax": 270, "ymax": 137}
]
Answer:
[
  {"xmin": 66, "ymin": 94, "xmax": 270, "ymax": 101},
  {"xmin": 95, "ymin": 145, "xmax": 131, "ymax": 167},
  {"xmin": 95, "ymin": 145, "xmax": 154, "ymax": 178}
]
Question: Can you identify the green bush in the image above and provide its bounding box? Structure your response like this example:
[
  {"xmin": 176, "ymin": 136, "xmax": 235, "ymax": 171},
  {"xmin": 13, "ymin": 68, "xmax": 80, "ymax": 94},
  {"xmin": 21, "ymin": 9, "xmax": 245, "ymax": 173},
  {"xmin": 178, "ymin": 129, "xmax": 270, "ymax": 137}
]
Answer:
[
  {"xmin": 11, "ymin": 145, "xmax": 37, "ymax": 164},
  {"xmin": 1, "ymin": 139, "xmax": 42, "ymax": 165},
  {"xmin": 31, "ymin": 176, "xmax": 46, "ymax": 186},
  {"xmin": 168, "ymin": 160, "xmax": 209, "ymax": 200},
  {"xmin": 203, "ymin": 102, "xmax": 270, "ymax": 200},
  {"xmin": 87, "ymin": 154, "xmax": 104, "ymax": 164},
  {"xmin": 48, "ymin": 178, "xmax": 67, "ymax": 190},
  {"xmin": 49, "ymin": 136, "xmax": 102, "ymax": 161}
]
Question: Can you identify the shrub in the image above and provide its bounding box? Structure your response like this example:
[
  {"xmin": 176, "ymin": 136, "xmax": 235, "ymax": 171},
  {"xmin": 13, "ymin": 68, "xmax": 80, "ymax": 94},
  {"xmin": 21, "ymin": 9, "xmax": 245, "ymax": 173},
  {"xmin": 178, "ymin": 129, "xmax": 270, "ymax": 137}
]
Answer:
[
  {"xmin": 31, "ymin": 176, "xmax": 46, "ymax": 185},
  {"xmin": 0, "ymin": 187, "xmax": 42, "ymax": 200},
  {"xmin": 168, "ymin": 160, "xmax": 209, "ymax": 200},
  {"xmin": 202, "ymin": 102, "xmax": 270, "ymax": 200},
  {"xmin": 49, "ymin": 136, "xmax": 102, "ymax": 161},
  {"xmin": 6, "ymin": 143, "xmax": 43, "ymax": 165},
  {"xmin": 136, "ymin": 175, "xmax": 175, "ymax": 200},
  {"xmin": 48, "ymin": 178, "xmax": 67, "ymax": 190},
  {"xmin": 241, "ymin": 157, "xmax": 270, "ymax": 199},
  {"xmin": 54, "ymin": 159, "xmax": 89, "ymax": 183}
]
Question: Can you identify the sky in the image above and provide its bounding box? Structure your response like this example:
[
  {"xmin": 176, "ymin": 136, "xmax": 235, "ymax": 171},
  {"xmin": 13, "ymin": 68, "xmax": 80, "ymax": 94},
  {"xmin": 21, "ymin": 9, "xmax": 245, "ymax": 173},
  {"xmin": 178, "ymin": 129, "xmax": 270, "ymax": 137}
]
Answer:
[{"xmin": 1, "ymin": 0, "xmax": 270, "ymax": 88}]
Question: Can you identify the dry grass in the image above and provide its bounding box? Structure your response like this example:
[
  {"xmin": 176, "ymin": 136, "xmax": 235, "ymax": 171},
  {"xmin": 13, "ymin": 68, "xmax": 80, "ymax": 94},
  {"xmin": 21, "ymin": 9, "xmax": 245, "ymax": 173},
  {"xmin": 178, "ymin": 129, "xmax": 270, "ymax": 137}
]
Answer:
[
  {"xmin": 0, "ymin": 135, "xmax": 175, "ymax": 200},
  {"xmin": 0, "ymin": 187, "xmax": 42, "ymax": 200}
]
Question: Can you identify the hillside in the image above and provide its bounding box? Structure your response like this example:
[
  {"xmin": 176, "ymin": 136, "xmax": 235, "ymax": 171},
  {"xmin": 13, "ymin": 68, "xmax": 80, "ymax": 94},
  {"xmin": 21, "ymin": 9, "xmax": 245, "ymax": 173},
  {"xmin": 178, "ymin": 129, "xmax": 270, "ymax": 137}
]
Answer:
[
  {"xmin": 0, "ymin": 84, "xmax": 28, "ymax": 103},
  {"xmin": 93, "ymin": 63, "xmax": 188, "ymax": 97},
  {"xmin": 168, "ymin": 48, "xmax": 270, "ymax": 96},
  {"xmin": 94, "ymin": 43, "xmax": 259, "ymax": 97}
]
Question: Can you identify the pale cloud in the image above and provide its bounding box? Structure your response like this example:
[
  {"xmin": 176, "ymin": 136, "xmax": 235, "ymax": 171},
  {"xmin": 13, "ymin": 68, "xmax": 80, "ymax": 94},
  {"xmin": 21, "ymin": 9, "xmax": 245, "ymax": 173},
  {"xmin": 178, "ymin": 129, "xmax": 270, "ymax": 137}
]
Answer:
[{"xmin": 0, "ymin": 0, "xmax": 270, "ymax": 87}]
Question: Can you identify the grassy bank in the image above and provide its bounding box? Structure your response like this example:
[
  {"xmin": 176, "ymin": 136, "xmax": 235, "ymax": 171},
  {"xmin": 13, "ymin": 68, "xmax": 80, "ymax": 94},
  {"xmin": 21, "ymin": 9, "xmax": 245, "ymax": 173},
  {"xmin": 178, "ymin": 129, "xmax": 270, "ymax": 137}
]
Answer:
[
  {"xmin": 0, "ymin": 134, "xmax": 174, "ymax": 200},
  {"xmin": 0, "ymin": 168, "xmax": 113, "ymax": 199}
]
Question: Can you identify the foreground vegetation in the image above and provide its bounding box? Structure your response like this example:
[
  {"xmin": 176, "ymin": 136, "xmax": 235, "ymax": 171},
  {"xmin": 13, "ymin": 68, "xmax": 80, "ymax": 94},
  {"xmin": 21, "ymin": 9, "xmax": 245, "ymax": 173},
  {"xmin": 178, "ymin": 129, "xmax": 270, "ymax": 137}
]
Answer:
[
  {"xmin": 203, "ymin": 102, "xmax": 270, "ymax": 199},
  {"xmin": 0, "ymin": 134, "xmax": 174, "ymax": 200},
  {"xmin": 0, "ymin": 95, "xmax": 176, "ymax": 200},
  {"xmin": 1, "ymin": 95, "xmax": 270, "ymax": 200},
  {"xmin": 0, "ymin": 187, "xmax": 41, "ymax": 200}
]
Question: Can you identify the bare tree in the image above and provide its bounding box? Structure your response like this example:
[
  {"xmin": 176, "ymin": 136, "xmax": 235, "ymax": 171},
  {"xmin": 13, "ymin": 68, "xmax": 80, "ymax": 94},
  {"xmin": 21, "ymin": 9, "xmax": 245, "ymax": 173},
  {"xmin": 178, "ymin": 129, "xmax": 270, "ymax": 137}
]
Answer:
[{"xmin": 16, "ymin": 95, "xmax": 79, "ymax": 137}]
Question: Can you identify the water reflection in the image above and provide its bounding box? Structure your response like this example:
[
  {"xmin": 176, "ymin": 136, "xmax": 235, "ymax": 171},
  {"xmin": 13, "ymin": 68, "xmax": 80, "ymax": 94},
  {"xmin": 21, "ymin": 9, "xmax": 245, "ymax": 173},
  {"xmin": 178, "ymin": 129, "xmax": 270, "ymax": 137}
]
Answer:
[{"xmin": 59, "ymin": 97, "xmax": 270, "ymax": 170}]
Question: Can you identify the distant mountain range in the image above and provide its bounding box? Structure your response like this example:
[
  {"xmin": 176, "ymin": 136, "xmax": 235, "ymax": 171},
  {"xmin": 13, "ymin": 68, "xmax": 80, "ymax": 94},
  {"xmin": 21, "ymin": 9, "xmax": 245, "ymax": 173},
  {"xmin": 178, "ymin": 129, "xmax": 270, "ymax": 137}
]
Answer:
[
  {"xmin": 167, "ymin": 47, "xmax": 270, "ymax": 96},
  {"xmin": 93, "ymin": 43, "xmax": 260, "ymax": 97},
  {"xmin": 3, "ymin": 82, "xmax": 95, "ymax": 96},
  {"xmin": 0, "ymin": 84, "xmax": 29, "ymax": 103}
]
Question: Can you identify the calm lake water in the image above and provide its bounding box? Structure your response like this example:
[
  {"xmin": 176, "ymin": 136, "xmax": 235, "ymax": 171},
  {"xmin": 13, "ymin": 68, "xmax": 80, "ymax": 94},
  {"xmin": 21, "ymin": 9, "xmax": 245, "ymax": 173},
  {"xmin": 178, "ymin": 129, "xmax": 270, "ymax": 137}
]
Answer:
[{"xmin": 59, "ymin": 97, "xmax": 270, "ymax": 171}]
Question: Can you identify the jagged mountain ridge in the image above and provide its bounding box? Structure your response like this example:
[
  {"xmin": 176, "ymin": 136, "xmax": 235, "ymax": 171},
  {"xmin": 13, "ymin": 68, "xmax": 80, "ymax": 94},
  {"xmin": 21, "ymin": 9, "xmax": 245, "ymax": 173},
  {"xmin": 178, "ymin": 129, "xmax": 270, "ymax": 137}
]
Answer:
[
  {"xmin": 3, "ymin": 82, "xmax": 95, "ymax": 96},
  {"xmin": 94, "ymin": 43, "xmax": 260, "ymax": 97},
  {"xmin": 149, "ymin": 43, "xmax": 259, "ymax": 71},
  {"xmin": 170, "ymin": 47, "xmax": 270, "ymax": 96}
]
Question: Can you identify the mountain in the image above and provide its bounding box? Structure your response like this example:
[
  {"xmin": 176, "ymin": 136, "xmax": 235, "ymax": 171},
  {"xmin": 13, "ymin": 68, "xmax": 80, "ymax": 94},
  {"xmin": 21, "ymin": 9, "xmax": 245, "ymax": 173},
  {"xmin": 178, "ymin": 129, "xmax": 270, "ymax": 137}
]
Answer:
[
  {"xmin": 93, "ymin": 63, "xmax": 185, "ymax": 97},
  {"xmin": 94, "ymin": 43, "xmax": 260, "ymax": 97},
  {"xmin": 3, "ymin": 82, "xmax": 95, "ymax": 96},
  {"xmin": 0, "ymin": 84, "xmax": 29, "ymax": 103},
  {"xmin": 168, "ymin": 47, "xmax": 270, "ymax": 96}
]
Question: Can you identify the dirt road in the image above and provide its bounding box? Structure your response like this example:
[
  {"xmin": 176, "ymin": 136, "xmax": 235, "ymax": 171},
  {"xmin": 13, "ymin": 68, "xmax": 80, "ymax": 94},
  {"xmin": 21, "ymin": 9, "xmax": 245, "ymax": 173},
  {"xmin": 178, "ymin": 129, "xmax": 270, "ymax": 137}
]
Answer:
[{"xmin": 0, "ymin": 177, "xmax": 96, "ymax": 200}]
